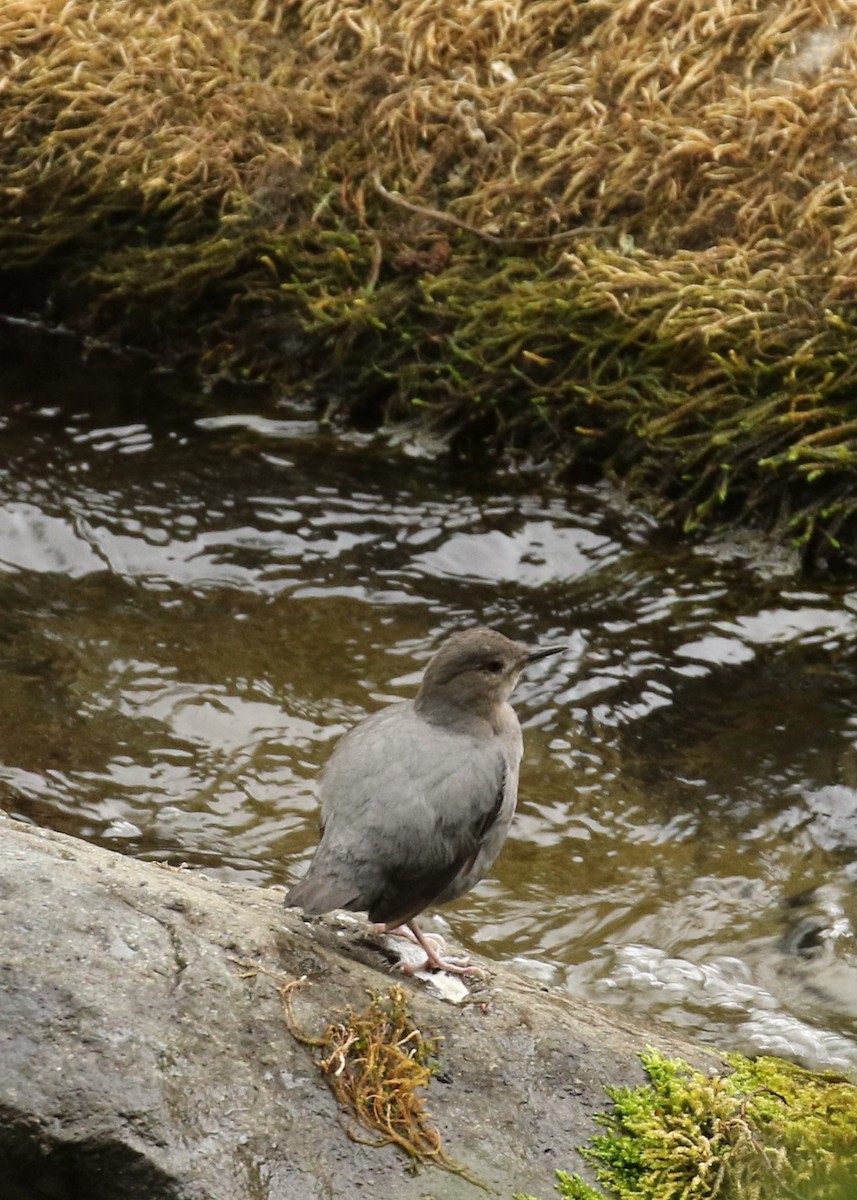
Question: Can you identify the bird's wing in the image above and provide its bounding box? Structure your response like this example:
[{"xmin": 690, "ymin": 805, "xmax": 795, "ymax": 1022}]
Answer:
[
  {"xmin": 367, "ymin": 761, "xmax": 509, "ymax": 927},
  {"xmin": 293, "ymin": 703, "xmax": 516, "ymax": 925}
]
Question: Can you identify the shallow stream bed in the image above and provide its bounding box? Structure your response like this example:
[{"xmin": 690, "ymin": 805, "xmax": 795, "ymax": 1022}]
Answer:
[{"xmin": 2, "ymin": 330, "xmax": 856, "ymax": 1073}]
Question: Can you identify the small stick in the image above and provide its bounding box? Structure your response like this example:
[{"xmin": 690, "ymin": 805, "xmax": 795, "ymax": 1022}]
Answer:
[{"xmin": 372, "ymin": 173, "xmax": 601, "ymax": 246}]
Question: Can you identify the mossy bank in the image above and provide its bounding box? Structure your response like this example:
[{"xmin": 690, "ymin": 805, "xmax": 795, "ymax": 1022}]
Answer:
[{"xmin": 3, "ymin": 1, "xmax": 857, "ymax": 570}]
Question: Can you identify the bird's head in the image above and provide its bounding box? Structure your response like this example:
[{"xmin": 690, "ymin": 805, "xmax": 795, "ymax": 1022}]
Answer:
[{"xmin": 415, "ymin": 627, "xmax": 564, "ymax": 722}]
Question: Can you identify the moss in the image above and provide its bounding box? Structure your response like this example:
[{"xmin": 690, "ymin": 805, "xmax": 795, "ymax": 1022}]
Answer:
[
  {"xmin": 282, "ymin": 981, "xmax": 481, "ymax": 1183},
  {"xmin": 4, "ymin": 1, "xmax": 857, "ymax": 568},
  {"xmin": 518, "ymin": 1050, "xmax": 857, "ymax": 1200}
]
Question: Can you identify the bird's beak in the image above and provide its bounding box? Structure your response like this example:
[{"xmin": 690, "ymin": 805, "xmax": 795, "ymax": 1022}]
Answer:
[{"xmin": 525, "ymin": 644, "xmax": 566, "ymax": 664}]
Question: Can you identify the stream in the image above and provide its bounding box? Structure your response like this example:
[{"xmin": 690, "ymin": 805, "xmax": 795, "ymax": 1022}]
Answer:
[{"xmin": 2, "ymin": 329, "xmax": 856, "ymax": 1073}]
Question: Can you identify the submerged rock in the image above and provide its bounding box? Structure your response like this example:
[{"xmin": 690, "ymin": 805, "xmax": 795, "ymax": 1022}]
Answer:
[{"xmin": 0, "ymin": 812, "xmax": 712, "ymax": 1200}]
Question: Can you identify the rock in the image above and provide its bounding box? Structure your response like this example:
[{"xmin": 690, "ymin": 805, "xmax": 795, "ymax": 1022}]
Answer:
[{"xmin": 0, "ymin": 813, "xmax": 716, "ymax": 1200}]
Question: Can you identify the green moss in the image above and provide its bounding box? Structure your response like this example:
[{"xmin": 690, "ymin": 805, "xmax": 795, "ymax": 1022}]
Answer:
[{"xmin": 518, "ymin": 1051, "xmax": 857, "ymax": 1200}]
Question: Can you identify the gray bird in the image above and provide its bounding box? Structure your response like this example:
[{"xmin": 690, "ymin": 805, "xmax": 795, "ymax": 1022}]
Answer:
[{"xmin": 284, "ymin": 627, "xmax": 564, "ymax": 975}]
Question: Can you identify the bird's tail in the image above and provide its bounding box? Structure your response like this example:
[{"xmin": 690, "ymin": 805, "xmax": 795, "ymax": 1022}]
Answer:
[{"xmin": 283, "ymin": 871, "xmax": 360, "ymax": 915}]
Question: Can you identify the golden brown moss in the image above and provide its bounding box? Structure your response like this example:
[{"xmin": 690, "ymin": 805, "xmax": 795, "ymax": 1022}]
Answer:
[
  {"xmin": 3, "ymin": 1, "xmax": 857, "ymax": 567},
  {"xmin": 283, "ymin": 981, "xmax": 479, "ymax": 1182}
]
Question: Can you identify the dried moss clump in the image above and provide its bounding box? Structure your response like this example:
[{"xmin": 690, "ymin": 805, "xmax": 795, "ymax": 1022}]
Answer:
[
  {"xmin": 285, "ymin": 983, "xmax": 473, "ymax": 1180},
  {"xmin": 4, "ymin": 2, "xmax": 857, "ymax": 566},
  {"xmin": 518, "ymin": 1050, "xmax": 857, "ymax": 1200}
]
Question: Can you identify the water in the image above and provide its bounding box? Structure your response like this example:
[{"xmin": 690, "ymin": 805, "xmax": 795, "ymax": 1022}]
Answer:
[{"xmin": 2, "ymin": 330, "xmax": 856, "ymax": 1073}]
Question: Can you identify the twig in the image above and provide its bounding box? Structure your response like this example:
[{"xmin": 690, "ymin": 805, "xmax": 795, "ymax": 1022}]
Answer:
[{"xmin": 372, "ymin": 173, "xmax": 601, "ymax": 246}]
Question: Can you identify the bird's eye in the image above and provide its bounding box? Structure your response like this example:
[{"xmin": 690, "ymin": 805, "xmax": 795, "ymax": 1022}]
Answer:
[{"xmin": 484, "ymin": 659, "xmax": 504, "ymax": 674}]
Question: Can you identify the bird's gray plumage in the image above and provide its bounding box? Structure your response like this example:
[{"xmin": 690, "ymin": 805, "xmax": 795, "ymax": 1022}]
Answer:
[
  {"xmin": 284, "ymin": 627, "xmax": 563, "ymax": 966},
  {"xmin": 285, "ymin": 698, "xmax": 521, "ymax": 925}
]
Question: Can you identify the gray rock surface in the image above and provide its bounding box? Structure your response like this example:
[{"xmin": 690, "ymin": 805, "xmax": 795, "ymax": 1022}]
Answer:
[{"xmin": 0, "ymin": 812, "xmax": 717, "ymax": 1200}]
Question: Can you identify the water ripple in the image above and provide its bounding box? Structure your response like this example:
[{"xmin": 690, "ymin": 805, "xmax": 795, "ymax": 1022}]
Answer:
[{"xmin": 0, "ymin": 354, "xmax": 855, "ymax": 1072}]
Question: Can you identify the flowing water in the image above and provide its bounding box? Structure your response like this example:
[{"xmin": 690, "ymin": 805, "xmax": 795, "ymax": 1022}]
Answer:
[{"xmin": 2, "ymin": 329, "xmax": 856, "ymax": 1073}]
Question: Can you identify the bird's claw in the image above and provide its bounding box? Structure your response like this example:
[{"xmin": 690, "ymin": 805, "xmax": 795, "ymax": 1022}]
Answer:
[
  {"xmin": 393, "ymin": 953, "xmax": 485, "ymax": 978},
  {"xmin": 378, "ymin": 921, "xmax": 484, "ymax": 977}
]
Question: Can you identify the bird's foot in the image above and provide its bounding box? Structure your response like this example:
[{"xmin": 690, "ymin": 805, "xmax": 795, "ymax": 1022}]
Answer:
[
  {"xmin": 391, "ymin": 920, "xmax": 485, "ymax": 978},
  {"xmin": 394, "ymin": 951, "xmax": 484, "ymax": 978}
]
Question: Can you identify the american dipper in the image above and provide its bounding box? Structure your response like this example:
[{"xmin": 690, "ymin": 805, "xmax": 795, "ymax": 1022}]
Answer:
[{"xmin": 284, "ymin": 627, "xmax": 564, "ymax": 975}]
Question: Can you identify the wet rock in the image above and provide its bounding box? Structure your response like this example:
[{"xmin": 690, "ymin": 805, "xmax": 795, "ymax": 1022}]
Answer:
[{"xmin": 0, "ymin": 813, "xmax": 715, "ymax": 1200}]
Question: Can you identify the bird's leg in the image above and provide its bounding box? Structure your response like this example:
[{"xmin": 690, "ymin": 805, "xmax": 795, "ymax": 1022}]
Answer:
[
  {"xmin": 375, "ymin": 922, "xmax": 447, "ymax": 956},
  {"xmin": 393, "ymin": 920, "xmax": 485, "ymax": 977}
]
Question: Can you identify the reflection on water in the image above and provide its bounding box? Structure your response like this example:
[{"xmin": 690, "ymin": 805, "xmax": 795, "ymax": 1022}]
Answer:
[{"xmin": 1, "ymin": 332, "xmax": 856, "ymax": 1073}]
